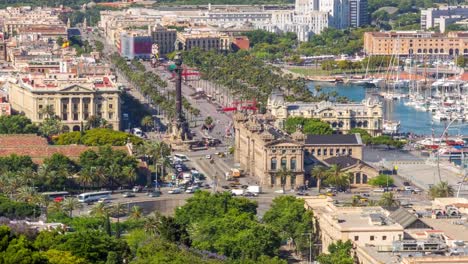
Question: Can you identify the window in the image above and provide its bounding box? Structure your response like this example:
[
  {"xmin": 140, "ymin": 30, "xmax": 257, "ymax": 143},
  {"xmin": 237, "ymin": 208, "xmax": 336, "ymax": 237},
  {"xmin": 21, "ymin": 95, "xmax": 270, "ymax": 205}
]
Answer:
[
  {"xmin": 317, "ymin": 149, "xmax": 321, "ymax": 156},
  {"xmin": 290, "ymin": 158, "xmax": 297, "ymax": 171},
  {"xmin": 330, "ymin": 149, "xmax": 334, "ymax": 156},
  {"xmin": 349, "ymin": 149, "xmax": 353, "ymax": 155},
  {"xmin": 311, "ymin": 149, "xmax": 315, "ymax": 155},
  {"xmin": 323, "ymin": 149, "xmax": 327, "ymax": 156},
  {"xmin": 271, "ymin": 158, "xmax": 277, "ymax": 170},
  {"xmin": 281, "ymin": 157, "xmax": 287, "ymax": 169},
  {"xmin": 382, "ymin": 236, "xmax": 387, "ymax": 241},
  {"xmin": 108, "ymin": 113, "xmax": 113, "ymax": 119},
  {"xmin": 109, "ymin": 104, "xmax": 113, "ymax": 109},
  {"xmin": 354, "ymin": 236, "xmax": 359, "ymax": 241},
  {"xmin": 342, "ymin": 149, "xmax": 346, "ymax": 155},
  {"xmin": 370, "ymin": 236, "xmax": 375, "ymax": 241}
]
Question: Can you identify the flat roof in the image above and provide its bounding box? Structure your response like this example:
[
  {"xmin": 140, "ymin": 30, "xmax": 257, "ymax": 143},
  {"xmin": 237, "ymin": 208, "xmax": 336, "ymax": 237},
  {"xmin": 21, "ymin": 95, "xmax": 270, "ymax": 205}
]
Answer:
[{"xmin": 305, "ymin": 134, "xmax": 361, "ymax": 145}]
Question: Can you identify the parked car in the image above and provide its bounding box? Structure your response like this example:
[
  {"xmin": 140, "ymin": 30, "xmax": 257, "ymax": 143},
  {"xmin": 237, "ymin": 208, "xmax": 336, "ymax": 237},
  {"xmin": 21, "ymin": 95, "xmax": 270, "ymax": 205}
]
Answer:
[
  {"xmin": 205, "ymin": 154, "xmax": 212, "ymax": 159},
  {"xmin": 132, "ymin": 186, "xmax": 143, "ymax": 193},
  {"xmin": 168, "ymin": 188, "xmax": 183, "ymax": 194},
  {"xmin": 403, "ymin": 181, "xmax": 410, "ymax": 186},
  {"xmin": 296, "ymin": 191, "xmax": 309, "ymax": 196},
  {"xmin": 243, "ymin": 192, "xmax": 257, "ymax": 197},
  {"xmin": 148, "ymin": 191, "xmax": 161, "ymax": 197},
  {"xmin": 373, "ymin": 188, "xmax": 385, "ymax": 193},
  {"xmin": 97, "ymin": 197, "xmax": 111, "ymax": 204},
  {"xmin": 274, "ymin": 189, "xmax": 285, "ymax": 194},
  {"xmin": 186, "ymin": 186, "xmax": 199, "ymax": 193},
  {"xmin": 221, "ymin": 185, "xmax": 230, "ymax": 190},
  {"xmin": 122, "ymin": 192, "xmax": 135, "ymax": 198}
]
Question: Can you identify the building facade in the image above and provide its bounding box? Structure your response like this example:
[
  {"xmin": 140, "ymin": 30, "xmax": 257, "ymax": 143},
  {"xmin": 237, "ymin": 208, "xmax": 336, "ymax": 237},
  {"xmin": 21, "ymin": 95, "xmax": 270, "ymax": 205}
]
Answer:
[
  {"xmin": 175, "ymin": 31, "xmax": 230, "ymax": 52},
  {"xmin": 150, "ymin": 24, "xmax": 177, "ymax": 55},
  {"xmin": 349, "ymin": 0, "xmax": 368, "ymax": 27},
  {"xmin": 268, "ymin": 93, "xmax": 383, "ymax": 136},
  {"xmin": 233, "ymin": 113, "xmax": 375, "ymax": 188},
  {"xmin": 363, "ymin": 31, "xmax": 468, "ymax": 56},
  {"xmin": 118, "ymin": 32, "xmax": 153, "ymax": 60},
  {"xmin": 421, "ymin": 6, "xmax": 468, "ymax": 32},
  {"xmin": 8, "ymin": 73, "xmax": 120, "ymax": 131}
]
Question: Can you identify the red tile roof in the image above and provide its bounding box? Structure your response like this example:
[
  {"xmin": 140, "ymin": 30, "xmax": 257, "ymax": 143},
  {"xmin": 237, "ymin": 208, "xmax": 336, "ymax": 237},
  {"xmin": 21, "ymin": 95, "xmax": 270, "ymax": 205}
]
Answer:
[{"xmin": 0, "ymin": 134, "xmax": 130, "ymax": 163}]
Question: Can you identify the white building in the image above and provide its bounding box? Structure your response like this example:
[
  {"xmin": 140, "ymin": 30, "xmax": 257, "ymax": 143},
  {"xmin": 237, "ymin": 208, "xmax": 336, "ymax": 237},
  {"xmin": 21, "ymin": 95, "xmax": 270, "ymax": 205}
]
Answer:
[{"xmin": 421, "ymin": 5, "xmax": 468, "ymax": 32}]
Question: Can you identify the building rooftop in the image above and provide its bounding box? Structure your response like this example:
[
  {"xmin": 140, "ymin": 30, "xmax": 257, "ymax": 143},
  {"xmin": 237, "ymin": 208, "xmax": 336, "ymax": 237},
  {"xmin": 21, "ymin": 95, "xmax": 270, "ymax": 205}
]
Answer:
[
  {"xmin": 388, "ymin": 208, "xmax": 419, "ymax": 229},
  {"xmin": 305, "ymin": 134, "xmax": 362, "ymax": 145}
]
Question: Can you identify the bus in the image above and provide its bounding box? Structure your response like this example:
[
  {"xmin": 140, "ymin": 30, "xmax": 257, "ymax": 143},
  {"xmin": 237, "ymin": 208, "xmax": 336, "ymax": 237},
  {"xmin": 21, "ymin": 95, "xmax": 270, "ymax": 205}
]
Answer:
[
  {"xmin": 77, "ymin": 191, "xmax": 112, "ymax": 203},
  {"xmin": 41, "ymin": 191, "xmax": 69, "ymax": 202}
]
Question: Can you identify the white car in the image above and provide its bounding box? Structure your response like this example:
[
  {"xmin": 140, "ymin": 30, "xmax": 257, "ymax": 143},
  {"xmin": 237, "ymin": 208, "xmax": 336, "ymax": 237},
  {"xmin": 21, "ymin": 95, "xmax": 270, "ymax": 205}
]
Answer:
[
  {"xmin": 168, "ymin": 188, "xmax": 183, "ymax": 194},
  {"xmin": 404, "ymin": 186, "xmax": 415, "ymax": 192},
  {"xmin": 205, "ymin": 154, "xmax": 212, "ymax": 159},
  {"xmin": 97, "ymin": 197, "xmax": 111, "ymax": 204},
  {"xmin": 373, "ymin": 188, "xmax": 385, "ymax": 193},
  {"xmin": 413, "ymin": 188, "xmax": 422, "ymax": 193},
  {"xmin": 185, "ymin": 186, "xmax": 199, "ymax": 193},
  {"xmin": 274, "ymin": 189, "xmax": 285, "ymax": 194}
]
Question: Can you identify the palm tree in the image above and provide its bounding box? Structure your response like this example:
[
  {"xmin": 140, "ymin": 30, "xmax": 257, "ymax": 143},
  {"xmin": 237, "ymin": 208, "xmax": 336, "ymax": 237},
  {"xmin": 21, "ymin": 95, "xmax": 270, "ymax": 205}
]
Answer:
[
  {"xmin": 109, "ymin": 203, "xmax": 127, "ymax": 218},
  {"xmin": 378, "ymin": 192, "xmax": 399, "ymax": 207},
  {"xmin": 16, "ymin": 186, "xmax": 37, "ymax": 203},
  {"xmin": 429, "ymin": 181, "xmax": 454, "ymax": 199},
  {"xmin": 324, "ymin": 165, "xmax": 351, "ymax": 191},
  {"xmin": 311, "ymin": 165, "xmax": 328, "ymax": 193},
  {"xmin": 48, "ymin": 201, "xmax": 64, "ymax": 215},
  {"xmin": 62, "ymin": 197, "xmax": 82, "ymax": 217},
  {"xmin": 141, "ymin": 115, "xmax": 154, "ymax": 131},
  {"xmin": 137, "ymin": 141, "xmax": 171, "ymax": 186},
  {"xmin": 129, "ymin": 206, "xmax": 143, "ymax": 219},
  {"xmin": 276, "ymin": 168, "xmax": 291, "ymax": 193},
  {"xmin": 89, "ymin": 202, "xmax": 109, "ymax": 217},
  {"xmin": 39, "ymin": 105, "xmax": 55, "ymax": 119},
  {"xmin": 144, "ymin": 212, "xmax": 162, "ymax": 236}
]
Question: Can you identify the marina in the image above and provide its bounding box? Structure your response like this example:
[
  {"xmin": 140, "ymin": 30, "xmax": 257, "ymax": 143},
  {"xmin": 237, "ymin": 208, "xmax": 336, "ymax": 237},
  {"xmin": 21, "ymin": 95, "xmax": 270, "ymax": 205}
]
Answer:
[{"xmin": 309, "ymin": 82, "xmax": 468, "ymax": 136}]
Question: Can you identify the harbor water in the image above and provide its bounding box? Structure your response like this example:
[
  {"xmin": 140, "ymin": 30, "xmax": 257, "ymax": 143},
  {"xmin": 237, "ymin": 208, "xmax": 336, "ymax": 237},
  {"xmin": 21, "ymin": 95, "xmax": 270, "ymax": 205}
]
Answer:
[{"xmin": 308, "ymin": 82, "xmax": 468, "ymax": 136}]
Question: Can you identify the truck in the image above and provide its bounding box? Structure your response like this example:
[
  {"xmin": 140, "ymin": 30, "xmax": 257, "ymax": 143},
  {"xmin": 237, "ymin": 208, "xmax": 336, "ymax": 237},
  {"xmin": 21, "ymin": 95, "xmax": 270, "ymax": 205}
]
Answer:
[
  {"xmin": 231, "ymin": 189, "xmax": 244, "ymax": 196},
  {"xmin": 225, "ymin": 168, "xmax": 241, "ymax": 180},
  {"xmin": 246, "ymin": 185, "xmax": 262, "ymax": 194}
]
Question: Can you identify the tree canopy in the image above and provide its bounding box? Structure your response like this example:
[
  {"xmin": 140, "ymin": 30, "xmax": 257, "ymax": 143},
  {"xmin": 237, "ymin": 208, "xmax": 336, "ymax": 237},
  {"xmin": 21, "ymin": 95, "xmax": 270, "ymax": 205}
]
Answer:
[
  {"xmin": 0, "ymin": 115, "xmax": 38, "ymax": 134},
  {"xmin": 316, "ymin": 240, "xmax": 354, "ymax": 264},
  {"xmin": 284, "ymin": 117, "xmax": 333, "ymax": 135},
  {"xmin": 54, "ymin": 128, "xmax": 143, "ymax": 146},
  {"xmin": 368, "ymin": 174, "xmax": 394, "ymax": 187}
]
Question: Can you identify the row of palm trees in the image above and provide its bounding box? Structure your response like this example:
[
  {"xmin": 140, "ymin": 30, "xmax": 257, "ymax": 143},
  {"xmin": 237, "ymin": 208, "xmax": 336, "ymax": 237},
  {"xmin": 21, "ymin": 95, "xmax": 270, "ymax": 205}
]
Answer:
[
  {"xmin": 111, "ymin": 54, "xmax": 200, "ymax": 124},
  {"xmin": 311, "ymin": 165, "xmax": 352, "ymax": 192},
  {"xmin": 182, "ymin": 48, "xmax": 323, "ymax": 106}
]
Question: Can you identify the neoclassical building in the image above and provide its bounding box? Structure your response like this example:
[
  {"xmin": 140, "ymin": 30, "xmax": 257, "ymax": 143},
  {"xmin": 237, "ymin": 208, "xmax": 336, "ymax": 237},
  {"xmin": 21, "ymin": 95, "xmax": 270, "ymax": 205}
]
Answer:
[
  {"xmin": 267, "ymin": 92, "xmax": 384, "ymax": 136},
  {"xmin": 8, "ymin": 72, "xmax": 120, "ymax": 131},
  {"xmin": 233, "ymin": 113, "xmax": 378, "ymax": 188}
]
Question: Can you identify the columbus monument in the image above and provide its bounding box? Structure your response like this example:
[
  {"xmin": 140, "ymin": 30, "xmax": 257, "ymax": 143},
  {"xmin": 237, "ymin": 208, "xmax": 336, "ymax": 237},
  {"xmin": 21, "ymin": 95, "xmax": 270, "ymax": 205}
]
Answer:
[{"xmin": 170, "ymin": 53, "xmax": 192, "ymax": 142}]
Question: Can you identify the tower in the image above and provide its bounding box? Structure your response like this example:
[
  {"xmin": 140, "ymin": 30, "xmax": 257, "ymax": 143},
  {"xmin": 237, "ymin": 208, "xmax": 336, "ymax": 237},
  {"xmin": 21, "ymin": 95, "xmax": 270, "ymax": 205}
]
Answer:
[
  {"xmin": 170, "ymin": 53, "xmax": 192, "ymax": 141},
  {"xmin": 67, "ymin": 18, "xmax": 71, "ymax": 28}
]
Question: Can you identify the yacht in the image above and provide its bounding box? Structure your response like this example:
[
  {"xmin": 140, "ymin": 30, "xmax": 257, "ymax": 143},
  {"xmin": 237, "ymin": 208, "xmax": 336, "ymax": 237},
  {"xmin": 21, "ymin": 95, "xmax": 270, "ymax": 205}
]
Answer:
[
  {"xmin": 383, "ymin": 120, "xmax": 400, "ymax": 134},
  {"xmin": 433, "ymin": 111, "xmax": 448, "ymax": 121}
]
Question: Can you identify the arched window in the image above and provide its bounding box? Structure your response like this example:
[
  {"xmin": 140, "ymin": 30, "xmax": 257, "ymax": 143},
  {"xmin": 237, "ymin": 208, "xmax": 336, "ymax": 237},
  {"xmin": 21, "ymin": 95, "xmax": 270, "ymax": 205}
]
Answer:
[
  {"xmin": 281, "ymin": 157, "xmax": 287, "ymax": 169},
  {"xmin": 363, "ymin": 121, "xmax": 369, "ymax": 128},
  {"xmin": 355, "ymin": 172, "xmax": 361, "ymax": 184},
  {"xmin": 417, "ymin": 49, "xmax": 422, "ymax": 53},
  {"xmin": 271, "ymin": 158, "xmax": 277, "ymax": 171},
  {"xmin": 429, "ymin": 48, "xmax": 433, "ymax": 53},
  {"xmin": 455, "ymin": 49, "xmax": 460, "ymax": 55},
  {"xmin": 290, "ymin": 158, "xmax": 297, "ymax": 171},
  {"xmin": 464, "ymin": 49, "xmax": 468, "ymax": 54},
  {"xmin": 440, "ymin": 48, "xmax": 444, "ymax": 54},
  {"xmin": 423, "ymin": 48, "xmax": 427, "ymax": 53},
  {"xmin": 363, "ymin": 174, "xmax": 368, "ymax": 184},
  {"xmin": 449, "ymin": 49, "xmax": 454, "ymax": 55},
  {"xmin": 434, "ymin": 48, "xmax": 438, "ymax": 53}
]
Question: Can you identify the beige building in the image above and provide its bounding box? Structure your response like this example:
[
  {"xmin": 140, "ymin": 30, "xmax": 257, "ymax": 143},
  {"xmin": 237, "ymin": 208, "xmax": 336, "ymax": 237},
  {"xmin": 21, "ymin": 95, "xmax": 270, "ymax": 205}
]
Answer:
[
  {"xmin": 305, "ymin": 198, "xmax": 404, "ymax": 252},
  {"xmin": 150, "ymin": 24, "xmax": 177, "ymax": 55},
  {"xmin": 8, "ymin": 72, "xmax": 120, "ymax": 131},
  {"xmin": 233, "ymin": 113, "xmax": 377, "ymax": 188},
  {"xmin": 175, "ymin": 30, "xmax": 230, "ymax": 52},
  {"xmin": 268, "ymin": 93, "xmax": 384, "ymax": 136},
  {"xmin": 363, "ymin": 31, "xmax": 468, "ymax": 56}
]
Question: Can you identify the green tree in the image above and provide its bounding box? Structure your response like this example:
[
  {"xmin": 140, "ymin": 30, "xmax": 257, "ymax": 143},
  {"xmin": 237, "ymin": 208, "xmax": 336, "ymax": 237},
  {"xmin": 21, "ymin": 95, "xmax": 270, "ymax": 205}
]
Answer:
[
  {"xmin": 263, "ymin": 196, "xmax": 314, "ymax": 254},
  {"xmin": 42, "ymin": 249, "xmax": 87, "ymax": 264},
  {"xmin": 429, "ymin": 181, "xmax": 454, "ymax": 199},
  {"xmin": 317, "ymin": 240, "xmax": 354, "ymax": 264},
  {"xmin": 368, "ymin": 174, "xmax": 394, "ymax": 187},
  {"xmin": 311, "ymin": 165, "xmax": 328, "ymax": 193},
  {"xmin": 141, "ymin": 115, "xmax": 154, "ymax": 131},
  {"xmin": 62, "ymin": 197, "xmax": 82, "ymax": 217},
  {"xmin": 39, "ymin": 117, "xmax": 63, "ymax": 137},
  {"xmin": 378, "ymin": 192, "xmax": 399, "ymax": 207},
  {"xmin": 204, "ymin": 116, "xmax": 213, "ymax": 126},
  {"xmin": 324, "ymin": 165, "xmax": 351, "ymax": 190},
  {"xmin": 0, "ymin": 115, "xmax": 38, "ymax": 134},
  {"xmin": 348, "ymin": 128, "xmax": 372, "ymax": 144},
  {"xmin": 456, "ymin": 56, "xmax": 466, "ymax": 68}
]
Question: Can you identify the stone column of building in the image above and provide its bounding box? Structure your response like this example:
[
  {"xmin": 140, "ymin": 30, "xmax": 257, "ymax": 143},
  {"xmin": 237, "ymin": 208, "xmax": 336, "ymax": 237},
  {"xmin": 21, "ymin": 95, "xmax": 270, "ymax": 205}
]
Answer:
[
  {"xmin": 79, "ymin": 97, "xmax": 83, "ymax": 124},
  {"xmin": 90, "ymin": 97, "xmax": 95, "ymax": 117},
  {"xmin": 68, "ymin": 97, "xmax": 72, "ymax": 121}
]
